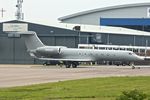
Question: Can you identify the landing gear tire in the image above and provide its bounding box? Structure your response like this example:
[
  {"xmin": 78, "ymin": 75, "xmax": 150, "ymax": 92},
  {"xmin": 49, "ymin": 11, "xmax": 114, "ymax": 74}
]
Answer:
[
  {"xmin": 66, "ymin": 64, "xmax": 71, "ymax": 68},
  {"xmin": 132, "ymin": 66, "xmax": 135, "ymax": 69},
  {"xmin": 72, "ymin": 64, "xmax": 77, "ymax": 68},
  {"xmin": 64, "ymin": 61, "xmax": 79, "ymax": 68},
  {"xmin": 43, "ymin": 61, "xmax": 48, "ymax": 66}
]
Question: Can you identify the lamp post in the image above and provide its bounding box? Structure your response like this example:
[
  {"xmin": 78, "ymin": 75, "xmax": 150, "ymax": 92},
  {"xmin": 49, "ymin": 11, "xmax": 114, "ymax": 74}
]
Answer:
[{"xmin": 145, "ymin": 40, "xmax": 148, "ymax": 57}]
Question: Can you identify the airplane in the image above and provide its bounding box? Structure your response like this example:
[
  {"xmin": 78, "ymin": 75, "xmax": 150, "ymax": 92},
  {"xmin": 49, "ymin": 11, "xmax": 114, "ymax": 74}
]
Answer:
[{"xmin": 7, "ymin": 31, "xmax": 146, "ymax": 69}]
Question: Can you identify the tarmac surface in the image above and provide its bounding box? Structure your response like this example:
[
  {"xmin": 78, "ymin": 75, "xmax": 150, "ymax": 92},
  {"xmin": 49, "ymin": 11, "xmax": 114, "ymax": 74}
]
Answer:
[{"xmin": 0, "ymin": 64, "xmax": 150, "ymax": 87}]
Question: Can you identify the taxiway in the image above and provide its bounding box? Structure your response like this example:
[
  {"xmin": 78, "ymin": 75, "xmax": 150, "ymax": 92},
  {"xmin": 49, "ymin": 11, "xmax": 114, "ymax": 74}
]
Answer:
[{"xmin": 0, "ymin": 65, "xmax": 150, "ymax": 87}]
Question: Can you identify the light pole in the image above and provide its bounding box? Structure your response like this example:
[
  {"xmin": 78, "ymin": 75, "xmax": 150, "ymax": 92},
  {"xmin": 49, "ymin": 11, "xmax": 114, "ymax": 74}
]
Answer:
[{"xmin": 145, "ymin": 39, "xmax": 148, "ymax": 57}]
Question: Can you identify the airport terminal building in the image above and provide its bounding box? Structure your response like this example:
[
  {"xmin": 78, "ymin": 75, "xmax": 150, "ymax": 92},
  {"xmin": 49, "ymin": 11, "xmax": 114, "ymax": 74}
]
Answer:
[
  {"xmin": 59, "ymin": 3, "xmax": 150, "ymax": 32},
  {"xmin": 1, "ymin": 2, "xmax": 150, "ymax": 64}
]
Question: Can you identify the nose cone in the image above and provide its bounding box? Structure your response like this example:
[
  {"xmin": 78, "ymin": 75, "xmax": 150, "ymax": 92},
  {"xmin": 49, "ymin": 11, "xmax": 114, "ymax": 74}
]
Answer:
[
  {"xmin": 127, "ymin": 51, "xmax": 144, "ymax": 61},
  {"xmin": 134, "ymin": 54, "xmax": 144, "ymax": 61}
]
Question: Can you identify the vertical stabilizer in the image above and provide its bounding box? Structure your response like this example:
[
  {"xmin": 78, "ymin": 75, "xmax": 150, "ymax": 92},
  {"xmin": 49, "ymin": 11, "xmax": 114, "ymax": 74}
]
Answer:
[{"xmin": 12, "ymin": 31, "xmax": 44, "ymax": 51}]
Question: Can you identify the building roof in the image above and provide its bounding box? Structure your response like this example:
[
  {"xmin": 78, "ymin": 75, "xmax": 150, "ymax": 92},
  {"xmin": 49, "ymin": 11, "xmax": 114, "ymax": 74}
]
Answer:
[
  {"xmin": 58, "ymin": 2, "xmax": 150, "ymax": 21},
  {"xmin": 55, "ymin": 22, "xmax": 150, "ymax": 36},
  {"xmin": 1, "ymin": 20, "xmax": 150, "ymax": 36},
  {"xmin": 79, "ymin": 25, "xmax": 150, "ymax": 36}
]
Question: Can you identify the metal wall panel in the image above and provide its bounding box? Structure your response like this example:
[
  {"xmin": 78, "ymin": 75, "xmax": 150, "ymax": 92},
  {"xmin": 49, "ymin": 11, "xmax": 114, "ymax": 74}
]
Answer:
[
  {"xmin": 14, "ymin": 37, "xmax": 34, "ymax": 64},
  {"xmin": 135, "ymin": 36, "xmax": 145, "ymax": 46},
  {"xmin": 0, "ymin": 37, "xmax": 14, "ymax": 63},
  {"xmin": 109, "ymin": 34, "xmax": 134, "ymax": 45},
  {"xmin": 55, "ymin": 37, "xmax": 76, "ymax": 48},
  {"xmin": 40, "ymin": 36, "xmax": 55, "ymax": 46}
]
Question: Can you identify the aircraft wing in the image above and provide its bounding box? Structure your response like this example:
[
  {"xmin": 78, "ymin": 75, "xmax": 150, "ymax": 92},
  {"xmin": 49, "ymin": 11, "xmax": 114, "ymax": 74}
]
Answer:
[{"xmin": 37, "ymin": 58, "xmax": 93, "ymax": 62}]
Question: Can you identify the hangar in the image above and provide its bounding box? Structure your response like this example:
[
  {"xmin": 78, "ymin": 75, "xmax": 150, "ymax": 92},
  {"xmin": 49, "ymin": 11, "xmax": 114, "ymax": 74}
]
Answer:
[
  {"xmin": 0, "ymin": 20, "xmax": 79, "ymax": 64},
  {"xmin": 58, "ymin": 3, "xmax": 150, "ymax": 32}
]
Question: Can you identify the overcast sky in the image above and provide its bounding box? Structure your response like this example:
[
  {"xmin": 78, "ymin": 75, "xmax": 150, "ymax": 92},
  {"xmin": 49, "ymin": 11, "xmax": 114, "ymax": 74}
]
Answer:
[{"xmin": 1, "ymin": 0, "xmax": 150, "ymax": 25}]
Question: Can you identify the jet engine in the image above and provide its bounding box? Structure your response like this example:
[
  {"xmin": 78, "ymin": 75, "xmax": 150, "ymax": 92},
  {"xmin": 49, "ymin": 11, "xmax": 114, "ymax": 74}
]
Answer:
[{"xmin": 36, "ymin": 47, "xmax": 62, "ymax": 56}]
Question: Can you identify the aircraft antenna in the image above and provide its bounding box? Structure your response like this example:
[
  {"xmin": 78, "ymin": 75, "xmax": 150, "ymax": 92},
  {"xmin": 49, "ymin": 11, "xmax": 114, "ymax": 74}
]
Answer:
[{"xmin": 15, "ymin": 0, "xmax": 24, "ymax": 20}]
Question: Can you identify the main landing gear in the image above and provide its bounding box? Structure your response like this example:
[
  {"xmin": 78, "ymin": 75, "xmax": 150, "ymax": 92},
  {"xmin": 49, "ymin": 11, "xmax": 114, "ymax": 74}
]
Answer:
[
  {"xmin": 64, "ymin": 61, "xmax": 79, "ymax": 68},
  {"xmin": 42, "ymin": 61, "xmax": 79, "ymax": 68}
]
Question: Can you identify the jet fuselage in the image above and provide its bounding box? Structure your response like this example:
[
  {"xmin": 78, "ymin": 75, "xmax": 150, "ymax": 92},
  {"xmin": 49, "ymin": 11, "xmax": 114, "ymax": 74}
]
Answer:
[{"xmin": 32, "ymin": 46, "xmax": 144, "ymax": 62}]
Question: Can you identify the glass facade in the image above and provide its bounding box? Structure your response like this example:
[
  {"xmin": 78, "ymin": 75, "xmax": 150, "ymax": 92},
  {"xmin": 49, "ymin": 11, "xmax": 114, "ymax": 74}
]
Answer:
[{"xmin": 100, "ymin": 18, "xmax": 150, "ymax": 32}]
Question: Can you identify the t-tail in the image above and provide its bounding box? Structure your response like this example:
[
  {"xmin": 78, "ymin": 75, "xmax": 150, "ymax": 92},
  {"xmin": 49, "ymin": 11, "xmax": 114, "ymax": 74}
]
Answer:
[{"xmin": 8, "ymin": 31, "xmax": 45, "ymax": 51}]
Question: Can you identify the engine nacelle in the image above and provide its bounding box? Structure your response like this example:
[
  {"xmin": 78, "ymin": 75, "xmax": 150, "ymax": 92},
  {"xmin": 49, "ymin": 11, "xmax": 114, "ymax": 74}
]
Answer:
[{"xmin": 36, "ymin": 46, "xmax": 62, "ymax": 56}]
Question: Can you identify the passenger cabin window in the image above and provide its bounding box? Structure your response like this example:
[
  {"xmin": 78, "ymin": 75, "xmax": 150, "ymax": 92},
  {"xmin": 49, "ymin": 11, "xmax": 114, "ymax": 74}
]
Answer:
[
  {"xmin": 113, "ymin": 48, "xmax": 119, "ymax": 50},
  {"xmin": 108, "ymin": 48, "xmax": 112, "ymax": 50},
  {"xmin": 79, "ymin": 46, "xmax": 85, "ymax": 49},
  {"xmin": 99, "ymin": 47, "xmax": 105, "ymax": 50},
  {"xmin": 94, "ymin": 47, "xmax": 98, "ymax": 49},
  {"xmin": 120, "ymin": 48, "xmax": 125, "ymax": 50}
]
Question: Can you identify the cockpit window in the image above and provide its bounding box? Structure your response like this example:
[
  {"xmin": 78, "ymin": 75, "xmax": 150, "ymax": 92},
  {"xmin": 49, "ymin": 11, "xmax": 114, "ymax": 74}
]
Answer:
[{"xmin": 129, "ymin": 53, "xmax": 132, "ymax": 55}]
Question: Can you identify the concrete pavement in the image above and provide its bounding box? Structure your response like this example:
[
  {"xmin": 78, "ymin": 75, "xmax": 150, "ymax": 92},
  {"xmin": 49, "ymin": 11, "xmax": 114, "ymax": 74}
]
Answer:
[{"xmin": 0, "ymin": 65, "xmax": 150, "ymax": 87}]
